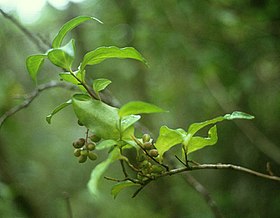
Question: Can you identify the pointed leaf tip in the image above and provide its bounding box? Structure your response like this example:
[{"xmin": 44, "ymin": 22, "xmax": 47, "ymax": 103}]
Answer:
[{"xmin": 118, "ymin": 101, "xmax": 166, "ymax": 118}]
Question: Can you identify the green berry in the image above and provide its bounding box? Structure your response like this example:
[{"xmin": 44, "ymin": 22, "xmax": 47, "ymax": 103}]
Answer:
[
  {"xmin": 86, "ymin": 142, "xmax": 96, "ymax": 151},
  {"xmin": 89, "ymin": 134, "xmax": 101, "ymax": 142},
  {"xmin": 142, "ymin": 134, "xmax": 151, "ymax": 143},
  {"xmin": 77, "ymin": 120, "xmax": 84, "ymax": 126},
  {"xmin": 88, "ymin": 152, "xmax": 98, "ymax": 161},
  {"xmin": 149, "ymin": 149, "xmax": 159, "ymax": 157},
  {"xmin": 150, "ymin": 165, "xmax": 163, "ymax": 174},
  {"xmin": 73, "ymin": 149, "xmax": 81, "ymax": 157},
  {"xmin": 73, "ymin": 138, "xmax": 85, "ymax": 148},
  {"xmin": 78, "ymin": 155, "xmax": 87, "ymax": 163},
  {"xmin": 143, "ymin": 142, "xmax": 153, "ymax": 150},
  {"xmin": 80, "ymin": 149, "xmax": 88, "ymax": 156}
]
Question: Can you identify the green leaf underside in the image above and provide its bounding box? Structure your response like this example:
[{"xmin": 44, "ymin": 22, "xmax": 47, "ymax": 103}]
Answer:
[
  {"xmin": 88, "ymin": 148, "xmax": 121, "ymax": 196},
  {"xmin": 52, "ymin": 16, "xmax": 102, "ymax": 48},
  {"xmin": 188, "ymin": 125, "xmax": 218, "ymax": 154},
  {"xmin": 155, "ymin": 126, "xmax": 184, "ymax": 158},
  {"xmin": 92, "ymin": 78, "xmax": 112, "ymax": 93},
  {"xmin": 47, "ymin": 39, "xmax": 75, "ymax": 70},
  {"xmin": 96, "ymin": 139, "xmax": 117, "ymax": 150},
  {"xmin": 72, "ymin": 94, "xmax": 120, "ymax": 139},
  {"xmin": 224, "ymin": 111, "xmax": 254, "ymax": 120},
  {"xmin": 46, "ymin": 99, "xmax": 72, "ymax": 124},
  {"xmin": 80, "ymin": 46, "xmax": 148, "ymax": 71},
  {"xmin": 111, "ymin": 181, "xmax": 140, "ymax": 199},
  {"xmin": 26, "ymin": 54, "xmax": 47, "ymax": 81},
  {"xmin": 120, "ymin": 115, "xmax": 141, "ymax": 132},
  {"xmin": 119, "ymin": 101, "xmax": 166, "ymax": 118}
]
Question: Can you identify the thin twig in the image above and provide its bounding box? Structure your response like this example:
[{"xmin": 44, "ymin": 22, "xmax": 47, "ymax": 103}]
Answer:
[
  {"xmin": 182, "ymin": 173, "xmax": 224, "ymax": 218},
  {"xmin": 0, "ymin": 9, "xmax": 48, "ymax": 52},
  {"xmin": 0, "ymin": 81, "xmax": 76, "ymax": 128},
  {"xmin": 159, "ymin": 163, "xmax": 280, "ymax": 182},
  {"xmin": 62, "ymin": 192, "xmax": 73, "ymax": 218}
]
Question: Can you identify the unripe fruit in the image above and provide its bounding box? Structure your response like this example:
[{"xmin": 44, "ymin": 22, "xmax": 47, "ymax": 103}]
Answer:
[
  {"xmin": 149, "ymin": 149, "xmax": 159, "ymax": 157},
  {"xmin": 78, "ymin": 155, "xmax": 87, "ymax": 163},
  {"xmin": 77, "ymin": 120, "xmax": 84, "ymax": 126},
  {"xmin": 73, "ymin": 138, "xmax": 85, "ymax": 148},
  {"xmin": 138, "ymin": 154, "xmax": 146, "ymax": 162},
  {"xmin": 142, "ymin": 134, "xmax": 151, "ymax": 143},
  {"xmin": 143, "ymin": 142, "xmax": 153, "ymax": 150},
  {"xmin": 86, "ymin": 142, "xmax": 96, "ymax": 151},
  {"xmin": 150, "ymin": 165, "xmax": 163, "ymax": 174},
  {"xmin": 89, "ymin": 134, "xmax": 101, "ymax": 142},
  {"xmin": 88, "ymin": 152, "xmax": 98, "ymax": 161},
  {"xmin": 80, "ymin": 149, "xmax": 88, "ymax": 156},
  {"xmin": 74, "ymin": 149, "xmax": 81, "ymax": 157}
]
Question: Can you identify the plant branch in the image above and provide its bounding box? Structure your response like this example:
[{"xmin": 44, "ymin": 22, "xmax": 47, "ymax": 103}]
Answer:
[
  {"xmin": 159, "ymin": 163, "xmax": 280, "ymax": 182},
  {"xmin": 0, "ymin": 81, "xmax": 76, "ymax": 128},
  {"xmin": 0, "ymin": 9, "xmax": 48, "ymax": 52},
  {"xmin": 181, "ymin": 173, "xmax": 224, "ymax": 218}
]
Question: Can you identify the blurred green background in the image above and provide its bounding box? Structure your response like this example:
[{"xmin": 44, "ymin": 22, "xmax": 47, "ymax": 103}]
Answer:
[{"xmin": 1, "ymin": 0, "xmax": 280, "ymax": 217}]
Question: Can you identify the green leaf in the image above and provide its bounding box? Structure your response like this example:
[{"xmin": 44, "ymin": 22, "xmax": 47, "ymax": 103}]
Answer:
[
  {"xmin": 187, "ymin": 125, "xmax": 218, "ymax": 154},
  {"xmin": 188, "ymin": 111, "xmax": 254, "ymax": 136},
  {"xmin": 26, "ymin": 54, "xmax": 47, "ymax": 81},
  {"xmin": 120, "ymin": 115, "xmax": 141, "ymax": 132},
  {"xmin": 111, "ymin": 181, "xmax": 140, "ymax": 199},
  {"xmin": 119, "ymin": 101, "xmax": 166, "ymax": 118},
  {"xmin": 52, "ymin": 16, "xmax": 102, "ymax": 48},
  {"xmin": 46, "ymin": 99, "xmax": 72, "ymax": 124},
  {"xmin": 72, "ymin": 94, "xmax": 120, "ymax": 140},
  {"xmin": 47, "ymin": 39, "xmax": 75, "ymax": 70},
  {"xmin": 224, "ymin": 111, "xmax": 255, "ymax": 120},
  {"xmin": 154, "ymin": 126, "xmax": 184, "ymax": 159},
  {"xmin": 96, "ymin": 139, "xmax": 117, "ymax": 150},
  {"xmin": 92, "ymin": 78, "xmax": 112, "ymax": 93},
  {"xmin": 88, "ymin": 148, "xmax": 121, "ymax": 196},
  {"xmin": 59, "ymin": 70, "xmax": 87, "ymax": 92},
  {"xmin": 80, "ymin": 46, "xmax": 148, "ymax": 71}
]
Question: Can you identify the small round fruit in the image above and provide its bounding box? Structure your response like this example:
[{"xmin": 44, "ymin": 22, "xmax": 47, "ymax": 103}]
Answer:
[
  {"xmin": 150, "ymin": 165, "xmax": 163, "ymax": 174},
  {"xmin": 86, "ymin": 142, "xmax": 96, "ymax": 151},
  {"xmin": 88, "ymin": 152, "xmax": 98, "ymax": 161},
  {"xmin": 89, "ymin": 134, "xmax": 101, "ymax": 142},
  {"xmin": 80, "ymin": 149, "xmax": 88, "ymax": 156},
  {"xmin": 73, "ymin": 149, "xmax": 81, "ymax": 157},
  {"xmin": 143, "ymin": 142, "xmax": 153, "ymax": 150},
  {"xmin": 149, "ymin": 149, "xmax": 159, "ymax": 157},
  {"xmin": 73, "ymin": 138, "xmax": 85, "ymax": 148},
  {"xmin": 77, "ymin": 120, "xmax": 84, "ymax": 126},
  {"xmin": 142, "ymin": 134, "xmax": 151, "ymax": 143},
  {"xmin": 78, "ymin": 155, "xmax": 87, "ymax": 163}
]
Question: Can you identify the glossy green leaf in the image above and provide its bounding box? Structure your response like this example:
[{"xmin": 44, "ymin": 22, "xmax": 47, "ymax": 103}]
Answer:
[
  {"xmin": 111, "ymin": 181, "xmax": 140, "ymax": 199},
  {"xmin": 48, "ymin": 39, "xmax": 75, "ymax": 70},
  {"xmin": 80, "ymin": 46, "xmax": 148, "ymax": 71},
  {"xmin": 88, "ymin": 148, "xmax": 121, "ymax": 196},
  {"xmin": 46, "ymin": 99, "xmax": 72, "ymax": 124},
  {"xmin": 72, "ymin": 94, "xmax": 120, "ymax": 140},
  {"xmin": 118, "ymin": 101, "xmax": 166, "ymax": 118},
  {"xmin": 188, "ymin": 111, "xmax": 254, "ymax": 136},
  {"xmin": 92, "ymin": 78, "xmax": 112, "ymax": 93},
  {"xmin": 52, "ymin": 16, "xmax": 102, "ymax": 48},
  {"xmin": 187, "ymin": 125, "xmax": 218, "ymax": 154},
  {"xmin": 26, "ymin": 54, "xmax": 47, "ymax": 81},
  {"xmin": 154, "ymin": 126, "xmax": 184, "ymax": 159},
  {"xmin": 120, "ymin": 115, "xmax": 141, "ymax": 132},
  {"xmin": 96, "ymin": 139, "xmax": 117, "ymax": 150}
]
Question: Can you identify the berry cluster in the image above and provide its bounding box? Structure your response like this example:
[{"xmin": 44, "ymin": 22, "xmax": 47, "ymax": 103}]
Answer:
[
  {"xmin": 136, "ymin": 134, "xmax": 164, "ymax": 179},
  {"xmin": 72, "ymin": 134, "xmax": 101, "ymax": 163}
]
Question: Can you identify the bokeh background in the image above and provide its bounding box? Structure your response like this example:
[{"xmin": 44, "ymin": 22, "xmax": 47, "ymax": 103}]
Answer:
[{"xmin": 0, "ymin": 0, "xmax": 280, "ymax": 217}]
